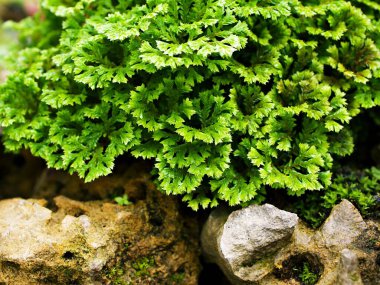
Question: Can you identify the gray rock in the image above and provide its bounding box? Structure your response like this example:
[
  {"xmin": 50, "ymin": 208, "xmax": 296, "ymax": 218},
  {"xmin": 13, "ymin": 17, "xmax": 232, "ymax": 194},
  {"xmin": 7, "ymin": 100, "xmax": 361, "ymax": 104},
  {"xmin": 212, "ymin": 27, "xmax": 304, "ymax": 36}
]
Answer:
[
  {"xmin": 221, "ymin": 204, "xmax": 299, "ymax": 269},
  {"xmin": 201, "ymin": 204, "xmax": 298, "ymax": 284},
  {"xmin": 337, "ymin": 249, "xmax": 363, "ymax": 285},
  {"xmin": 202, "ymin": 199, "xmax": 378, "ymax": 285},
  {"xmin": 201, "ymin": 207, "xmax": 230, "ymax": 264},
  {"xmin": 321, "ymin": 199, "xmax": 367, "ymax": 248},
  {"xmin": 0, "ymin": 199, "xmax": 52, "ymax": 260}
]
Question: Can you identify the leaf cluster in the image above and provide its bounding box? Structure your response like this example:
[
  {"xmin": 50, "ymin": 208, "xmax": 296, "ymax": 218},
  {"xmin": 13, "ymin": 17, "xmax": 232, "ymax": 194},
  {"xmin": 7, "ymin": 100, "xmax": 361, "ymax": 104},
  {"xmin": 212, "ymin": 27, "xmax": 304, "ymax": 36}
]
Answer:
[
  {"xmin": 1, "ymin": 0, "xmax": 380, "ymax": 209},
  {"xmin": 298, "ymin": 262, "xmax": 319, "ymax": 285},
  {"xmin": 293, "ymin": 167, "xmax": 380, "ymax": 228}
]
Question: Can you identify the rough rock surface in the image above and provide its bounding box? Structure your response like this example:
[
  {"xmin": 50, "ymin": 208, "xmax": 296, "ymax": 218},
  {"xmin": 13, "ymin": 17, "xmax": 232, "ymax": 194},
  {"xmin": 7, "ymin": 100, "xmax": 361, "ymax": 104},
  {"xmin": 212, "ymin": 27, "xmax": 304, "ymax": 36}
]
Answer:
[
  {"xmin": 337, "ymin": 249, "xmax": 363, "ymax": 285},
  {"xmin": 320, "ymin": 199, "xmax": 367, "ymax": 247},
  {"xmin": 201, "ymin": 204, "xmax": 299, "ymax": 284},
  {"xmin": 352, "ymin": 219, "xmax": 380, "ymax": 284},
  {"xmin": 0, "ymin": 163, "xmax": 200, "ymax": 285},
  {"xmin": 202, "ymin": 199, "xmax": 379, "ymax": 285}
]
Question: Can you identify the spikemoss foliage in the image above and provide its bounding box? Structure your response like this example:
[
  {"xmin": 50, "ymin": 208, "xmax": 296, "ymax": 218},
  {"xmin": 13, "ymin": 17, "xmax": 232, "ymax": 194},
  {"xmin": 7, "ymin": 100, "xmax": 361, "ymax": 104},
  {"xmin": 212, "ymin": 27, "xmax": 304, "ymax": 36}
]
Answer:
[
  {"xmin": 1, "ymin": 0, "xmax": 380, "ymax": 210},
  {"xmin": 292, "ymin": 167, "xmax": 380, "ymax": 228}
]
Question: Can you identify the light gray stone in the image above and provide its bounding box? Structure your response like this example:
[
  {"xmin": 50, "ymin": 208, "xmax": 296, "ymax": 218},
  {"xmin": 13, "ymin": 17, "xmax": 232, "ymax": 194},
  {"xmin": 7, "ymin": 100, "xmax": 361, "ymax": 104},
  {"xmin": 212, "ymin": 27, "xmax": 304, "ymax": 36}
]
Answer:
[
  {"xmin": 321, "ymin": 199, "xmax": 367, "ymax": 248},
  {"xmin": 221, "ymin": 204, "xmax": 299, "ymax": 268},
  {"xmin": 200, "ymin": 207, "xmax": 230, "ymax": 264},
  {"xmin": 201, "ymin": 204, "xmax": 298, "ymax": 284},
  {"xmin": 0, "ymin": 199, "xmax": 53, "ymax": 260},
  {"xmin": 337, "ymin": 249, "xmax": 363, "ymax": 285}
]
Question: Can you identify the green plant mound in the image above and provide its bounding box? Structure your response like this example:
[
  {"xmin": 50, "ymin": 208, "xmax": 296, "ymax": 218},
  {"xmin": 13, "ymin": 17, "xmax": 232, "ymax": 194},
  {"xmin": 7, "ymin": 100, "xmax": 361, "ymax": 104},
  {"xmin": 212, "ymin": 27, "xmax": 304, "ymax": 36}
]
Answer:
[
  {"xmin": 1, "ymin": 0, "xmax": 380, "ymax": 209},
  {"xmin": 293, "ymin": 167, "xmax": 380, "ymax": 228}
]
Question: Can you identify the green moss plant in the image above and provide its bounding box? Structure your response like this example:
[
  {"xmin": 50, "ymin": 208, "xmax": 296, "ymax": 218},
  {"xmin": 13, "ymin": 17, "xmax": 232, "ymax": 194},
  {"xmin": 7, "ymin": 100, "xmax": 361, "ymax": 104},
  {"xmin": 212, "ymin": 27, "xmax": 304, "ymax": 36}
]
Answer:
[
  {"xmin": 114, "ymin": 194, "xmax": 132, "ymax": 206},
  {"xmin": 1, "ymin": 0, "xmax": 380, "ymax": 210},
  {"xmin": 298, "ymin": 262, "xmax": 319, "ymax": 285},
  {"xmin": 131, "ymin": 256, "xmax": 155, "ymax": 277},
  {"xmin": 293, "ymin": 167, "xmax": 380, "ymax": 228}
]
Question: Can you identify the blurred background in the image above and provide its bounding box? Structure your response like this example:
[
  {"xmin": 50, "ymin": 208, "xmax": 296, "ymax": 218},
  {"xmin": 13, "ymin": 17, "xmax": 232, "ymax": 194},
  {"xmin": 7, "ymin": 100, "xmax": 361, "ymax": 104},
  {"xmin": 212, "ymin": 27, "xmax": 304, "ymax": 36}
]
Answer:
[
  {"xmin": 0, "ymin": 0, "xmax": 38, "ymax": 80},
  {"xmin": 0, "ymin": 0, "xmax": 38, "ymax": 20}
]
